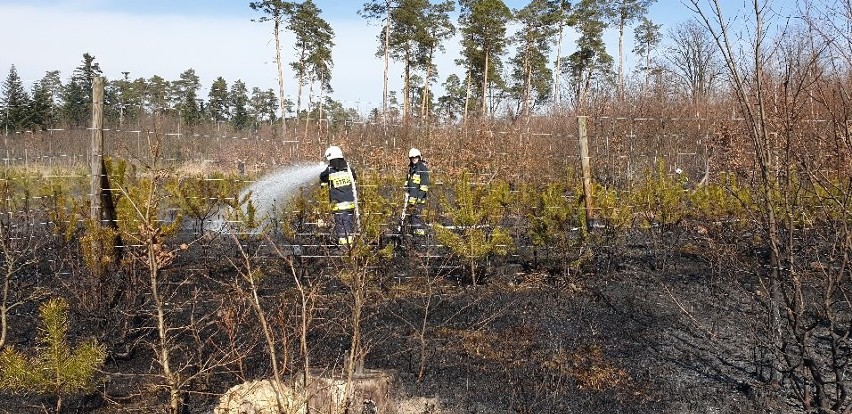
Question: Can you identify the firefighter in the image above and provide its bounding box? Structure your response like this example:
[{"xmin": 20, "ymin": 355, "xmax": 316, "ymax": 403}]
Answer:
[
  {"xmin": 320, "ymin": 146, "xmax": 358, "ymax": 245},
  {"xmin": 404, "ymin": 148, "xmax": 429, "ymax": 236}
]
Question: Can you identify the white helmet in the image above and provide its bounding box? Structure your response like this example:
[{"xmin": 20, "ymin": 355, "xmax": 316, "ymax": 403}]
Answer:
[
  {"xmin": 324, "ymin": 146, "xmax": 343, "ymax": 160},
  {"xmin": 408, "ymin": 148, "xmax": 421, "ymax": 158}
]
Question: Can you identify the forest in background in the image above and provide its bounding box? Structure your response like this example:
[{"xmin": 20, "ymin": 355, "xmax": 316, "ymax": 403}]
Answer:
[{"xmin": 4, "ymin": 0, "xmax": 832, "ymax": 134}]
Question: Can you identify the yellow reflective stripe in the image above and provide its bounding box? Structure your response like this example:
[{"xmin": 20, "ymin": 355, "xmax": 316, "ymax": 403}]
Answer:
[
  {"xmin": 419, "ymin": 185, "xmax": 428, "ymax": 192},
  {"xmin": 332, "ymin": 201, "xmax": 355, "ymax": 211},
  {"xmin": 408, "ymin": 196, "xmax": 426, "ymax": 204}
]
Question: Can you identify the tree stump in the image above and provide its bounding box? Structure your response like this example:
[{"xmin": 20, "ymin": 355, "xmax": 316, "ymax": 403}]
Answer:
[
  {"xmin": 214, "ymin": 379, "xmax": 304, "ymax": 414},
  {"xmin": 214, "ymin": 369, "xmax": 393, "ymax": 414},
  {"xmin": 305, "ymin": 368, "xmax": 393, "ymax": 414}
]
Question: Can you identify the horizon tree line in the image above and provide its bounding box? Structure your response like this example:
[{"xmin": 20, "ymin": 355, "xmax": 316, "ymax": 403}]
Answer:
[{"xmin": 7, "ymin": 0, "xmax": 832, "ymax": 134}]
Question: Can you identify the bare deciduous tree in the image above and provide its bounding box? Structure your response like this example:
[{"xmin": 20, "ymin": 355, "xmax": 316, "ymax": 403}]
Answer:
[
  {"xmin": 689, "ymin": 0, "xmax": 852, "ymax": 411},
  {"xmin": 665, "ymin": 19, "xmax": 723, "ymax": 103}
]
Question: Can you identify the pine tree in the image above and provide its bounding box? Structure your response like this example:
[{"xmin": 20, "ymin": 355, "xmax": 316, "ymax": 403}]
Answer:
[
  {"xmin": 250, "ymin": 0, "xmax": 295, "ymax": 138},
  {"xmin": 359, "ymin": 0, "xmax": 400, "ymax": 125},
  {"xmin": 208, "ymin": 77, "xmax": 230, "ymax": 123},
  {"xmin": 416, "ymin": 0, "xmax": 455, "ymax": 120},
  {"xmin": 458, "ymin": 0, "xmax": 512, "ymax": 118},
  {"xmin": 131, "ymin": 77, "xmax": 148, "ymax": 119},
  {"xmin": 434, "ymin": 177, "xmax": 513, "ymax": 285},
  {"xmin": 601, "ymin": 0, "xmax": 655, "ymax": 99},
  {"xmin": 145, "ymin": 75, "xmax": 170, "ymax": 114},
  {"xmin": 38, "ymin": 70, "xmax": 62, "ymax": 127},
  {"xmin": 249, "ymin": 87, "xmax": 279, "ymax": 124},
  {"xmin": 508, "ymin": 0, "xmax": 559, "ymax": 118},
  {"xmin": 0, "ymin": 298, "xmax": 105, "ymax": 414},
  {"xmin": 550, "ymin": 0, "xmax": 573, "ymax": 110},
  {"xmin": 105, "ymin": 71, "xmax": 142, "ymax": 128},
  {"xmin": 172, "ymin": 69, "xmax": 202, "ymax": 127},
  {"xmin": 562, "ymin": 0, "xmax": 612, "ymax": 108},
  {"xmin": 60, "ymin": 53, "xmax": 102, "ymax": 127},
  {"xmin": 1, "ymin": 65, "xmax": 31, "ymax": 133},
  {"xmin": 28, "ymin": 80, "xmax": 53, "ymax": 130},
  {"xmin": 633, "ymin": 17, "xmax": 662, "ymax": 92},
  {"xmin": 288, "ymin": 0, "xmax": 334, "ymax": 120},
  {"xmin": 230, "ymin": 80, "xmax": 250, "ymax": 131},
  {"xmin": 437, "ymin": 74, "xmax": 466, "ymax": 122},
  {"xmin": 380, "ymin": 0, "xmax": 455, "ymax": 123},
  {"xmin": 385, "ymin": 0, "xmax": 429, "ymax": 122}
]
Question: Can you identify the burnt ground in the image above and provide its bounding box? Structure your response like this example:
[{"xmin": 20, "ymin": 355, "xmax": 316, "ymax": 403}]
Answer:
[{"xmin": 0, "ymin": 224, "xmax": 794, "ymax": 413}]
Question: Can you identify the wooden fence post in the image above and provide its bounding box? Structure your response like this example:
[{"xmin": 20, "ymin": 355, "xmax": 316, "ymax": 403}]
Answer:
[
  {"xmin": 577, "ymin": 116, "xmax": 595, "ymax": 228},
  {"xmin": 90, "ymin": 76, "xmax": 104, "ymax": 222},
  {"xmin": 89, "ymin": 76, "xmax": 122, "ymax": 265}
]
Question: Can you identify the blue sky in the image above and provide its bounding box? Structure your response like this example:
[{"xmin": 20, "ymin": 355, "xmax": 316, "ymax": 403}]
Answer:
[{"xmin": 0, "ymin": 0, "xmax": 798, "ymax": 114}]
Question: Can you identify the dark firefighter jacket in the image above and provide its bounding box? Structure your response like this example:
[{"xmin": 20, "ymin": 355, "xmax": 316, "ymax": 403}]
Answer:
[
  {"xmin": 405, "ymin": 159, "xmax": 429, "ymax": 204},
  {"xmin": 320, "ymin": 158, "xmax": 357, "ymax": 211}
]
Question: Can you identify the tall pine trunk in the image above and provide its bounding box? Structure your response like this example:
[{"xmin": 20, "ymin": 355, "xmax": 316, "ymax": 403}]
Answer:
[{"xmin": 274, "ymin": 17, "xmax": 287, "ymax": 140}]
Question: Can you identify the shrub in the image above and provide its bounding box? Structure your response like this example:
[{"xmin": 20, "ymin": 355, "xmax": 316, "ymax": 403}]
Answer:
[
  {"xmin": 433, "ymin": 174, "xmax": 512, "ymax": 284},
  {"xmin": 630, "ymin": 161, "xmax": 690, "ymax": 227},
  {"xmin": 0, "ymin": 298, "xmax": 106, "ymax": 413},
  {"xmin": 167, "ymin": 172, "xmax": 241, "ymax": 232}
]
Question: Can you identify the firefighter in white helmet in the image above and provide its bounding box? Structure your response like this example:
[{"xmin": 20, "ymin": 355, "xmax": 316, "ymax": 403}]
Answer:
[
  {"xmin": 320, "ymin": 146, "xmax": 357, "ymax": 245},
  {"xmin": 404, "ymin": 148, "xmax": 430, "ymax": 236}
]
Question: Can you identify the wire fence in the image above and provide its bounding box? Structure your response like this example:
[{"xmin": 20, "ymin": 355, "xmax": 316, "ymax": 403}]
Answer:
[
  {"xmin": 1, "ymin": 116, "xmax": 725, "ymax": 175},
  {"xmin": 1, "ymin": 113, "xmax": 842, "ymax": 207}
]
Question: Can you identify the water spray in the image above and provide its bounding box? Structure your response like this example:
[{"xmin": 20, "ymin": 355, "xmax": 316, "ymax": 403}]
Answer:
[{"xmin": 208, "ymin": 163, "xmax": 326, "ymax": 233}]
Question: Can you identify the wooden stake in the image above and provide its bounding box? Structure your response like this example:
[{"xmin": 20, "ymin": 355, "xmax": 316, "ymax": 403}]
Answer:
[
  {"xmin": 90, "ymin": 76, "xmax": 104, "ymax": 222},
  {"xmin": 578, "ymin": 116, "xmax": 594, "ymax": 228}
]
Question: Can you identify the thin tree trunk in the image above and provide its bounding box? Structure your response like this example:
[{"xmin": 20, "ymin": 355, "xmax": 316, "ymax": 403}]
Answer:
[
  {"xmin": 523, "ymin": 45, "xmax": 532, "ymax": 120},
  {"xmin": 298, "ymin": 279, "xmax": 310, "ymax": 413},
  {"xmin": 643, "ymin": 47, "xmax": 651, "ymax": 93},
  {"xmin": 318, "ymin": 85, "xmax": 325, "ymax": 139},
  {"xmin": 274, "ymin": 17, "xmax": 288, "ymax": 140},
  {"xmin": 345, "ymin": 269, "xmax": 366, "ymax": 411},
  {"xmin": 0, "ymin": 262, "xmax": 10, "ymax": 348},
  {"xmin": 618, "ymin": 20, "xmax": 625, "ymax": 100},
  {"xmin": 233, "ymin": 238, "xmax": 287, "ymax": 413},
  {"xmin": 421, "ymin": 68, "xmax": 430, "ymax": 121},
  {"xmin": 151, "ymin": 261, "xmax": 180, "ymax": 414},
  {"xmin": 403, "ymin": 50, "xmax": 411, "ymax": 125},
  {"xmin": 693, "ymin": 0, "xmax": 784, "ymax": 387},
  {"xmin": 270, "ymin": 241, "xmax": 313, "ymax": 414},
  {"xmin": 306, "ymin": 77, "xmax": 314, "ymax": 144},
  {"xmin": 417, "ymin": 287, "xmax": 432, "ymax": 381},
  {"xmin": 296, "ymin": 47, "xmax": 307, "ymax": 126},
  {"xmin": 249, "ymin": 273, "xmax": 286, "ymax": 404},
  {"xmin": 463, "ymin": 71, "xmax": 472, "ymax": 128},
  {"xmin": 751, "ymin": 0, "xmax": 785, "ymax": 386},
  {"xmin": 482, "ymin": 50, "xmax": 490, "ymax": 118},
  {"xmin": 422, "ymin": 55, "xmax": 433, "ymax": 125},
  {"xmin": 382, "ymin": 0, "xmax": 391, "ymax": 133},
  {"xmin": 554, "ymin": 24, "xmax": 564, "ymax": 113}
]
